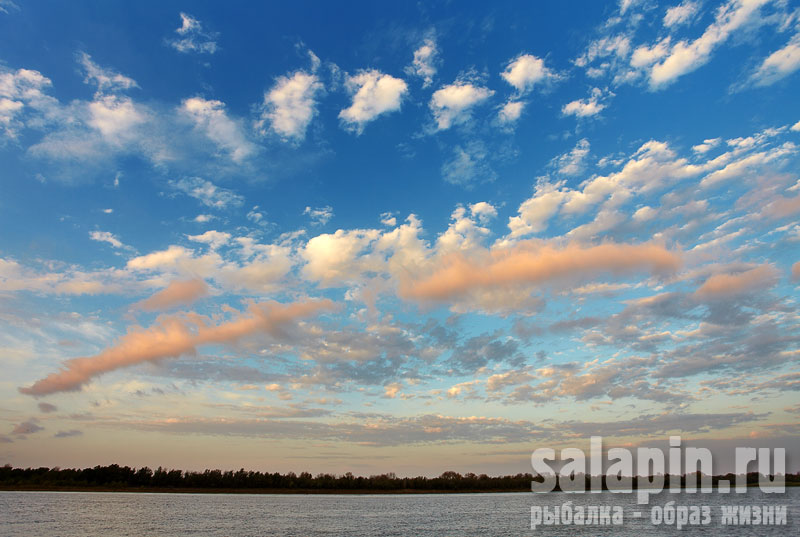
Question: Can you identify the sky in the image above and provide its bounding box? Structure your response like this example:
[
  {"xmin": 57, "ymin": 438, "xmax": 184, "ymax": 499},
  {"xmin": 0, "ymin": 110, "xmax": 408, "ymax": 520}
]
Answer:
[{"xmin": 1, "ymin": 0, "xmax": 799, "ymax": 476}]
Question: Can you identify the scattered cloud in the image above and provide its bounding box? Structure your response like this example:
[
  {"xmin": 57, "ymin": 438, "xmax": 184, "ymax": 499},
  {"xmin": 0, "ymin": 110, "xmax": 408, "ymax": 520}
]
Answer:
[
  {"xmin": 501, "ymin": 53, "xmax": 556, "ymax": 93},
  {"xmin": 20, "ymin": 298, "xmax": 336, "ymax": 396},
  {"xmin": 441, "ymin": 141, "xmax": 496, "ymax": 187},
  {"xmin": 12, "ymin": 420, "xmax": 44, "ymax": 435},
  {"xmin": 168, "ymin": 13, "xmax": 218, "ymax": 54},
  {"xmin": 339, "ymin": 70, "xmax": 408, "ymax": 134},
  {"xmin": 647, "ymin": 0, "xmax": 771, "ymax": 89},
  {"xmin": 259, "ymin": 69, "xmax": 323, "ymax": 142},
  {"xmin": 402, "ymin": 241, "xmax": 680, "ymax": 302},
  {"xmin": 78, "ymin": 52, "xmax": 138, "ymax": 94},
  {"xmin": 54, "ymin": 429, "xmax": 83, "ymax": 438},
  {"xmin": 89, "ymin": 230, "xmax": 125, "ymax": 249},
  {"xmin": 664, "ymin": 1, "xmax": 700, "ymax": 28},
  {"xmin": 749, "ymin": 33, "xmax": 800, "ymax": 86},
  {"xmin": 554, "ymin": 138, "xmax": 591, "ymax": 176},
  {"xmin": 430, "ymin": 81, "xmax": 494, "ymax": 130},
  {"xmin": 304, "ymin": 205, "xmax": 334, "ymax": 226},
  {"xmin": 169, "ymin": 177, "xmax": 244, "ymax": 209},
  {"xmin": 405, "ymin": 37, "xmax": 438, "ymax": 88},
  {"xmin": 562, "ymin": 87, "xmax": 611, "ymax": 117},
  {"xmin": 133, "ymin": 278, "xmax": 210, "ymax": 311},
  {"xmin": 181, "ymin": 97, "xmax": 256, "ymax": 163},
  {"xmin": 38, "ymin": 402, "xmax": 57, "ymax": 413}
]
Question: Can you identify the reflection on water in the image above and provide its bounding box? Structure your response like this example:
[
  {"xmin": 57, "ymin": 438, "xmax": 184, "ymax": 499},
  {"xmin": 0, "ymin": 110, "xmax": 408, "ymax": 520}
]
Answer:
[{"xmin": 0, "ymin": 488, "xmax": 796, "ymax": 536}]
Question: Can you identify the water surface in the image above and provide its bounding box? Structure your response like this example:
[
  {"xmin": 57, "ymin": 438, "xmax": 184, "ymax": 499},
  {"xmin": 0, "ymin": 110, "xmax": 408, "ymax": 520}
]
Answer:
[{"xmin": 0, "ymin": 488, "xmax": 796, "ymax": 535}]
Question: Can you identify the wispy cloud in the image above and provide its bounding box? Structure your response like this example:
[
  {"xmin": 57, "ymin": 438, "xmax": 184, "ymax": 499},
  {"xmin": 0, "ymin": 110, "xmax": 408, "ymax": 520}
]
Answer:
[{"xmin": 167, "ymin": 13, "xmax": 218, "ymax": 54}]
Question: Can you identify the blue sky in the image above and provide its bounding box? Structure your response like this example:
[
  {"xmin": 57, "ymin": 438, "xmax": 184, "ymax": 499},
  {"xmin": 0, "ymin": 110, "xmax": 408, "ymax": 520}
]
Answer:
[{"xmin": 1, "ymin": 0, "xmax": 799, "ymax": 475}]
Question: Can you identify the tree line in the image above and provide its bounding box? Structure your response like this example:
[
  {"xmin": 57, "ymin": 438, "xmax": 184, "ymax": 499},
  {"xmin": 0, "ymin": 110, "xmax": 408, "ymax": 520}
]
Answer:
[{"xmin": 1, "ymin": 464, "xmax": 797, "ymax": 492}]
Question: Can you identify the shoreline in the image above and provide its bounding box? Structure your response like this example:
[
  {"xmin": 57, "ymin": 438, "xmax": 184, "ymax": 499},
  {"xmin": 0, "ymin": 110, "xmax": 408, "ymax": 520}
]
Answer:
[{"xmin": 2, "ymin": 483, "xmax": 795, "ymax": 495}]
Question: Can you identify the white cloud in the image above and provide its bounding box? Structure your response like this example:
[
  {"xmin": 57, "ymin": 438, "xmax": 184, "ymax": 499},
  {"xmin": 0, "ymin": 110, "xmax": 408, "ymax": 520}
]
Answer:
[
  {"xmin": 631, "ymin": 37, "xmax": 672, "ymax": 68},
  {"xmin": 0, "ymin": 67, "xmax": 58, "ymax": 139},
  {"xmin": 89, "ymin": 231, "xmax": 124, "ymax": 249},
  {"xmin": 259, "ymin": 70, "xmax": 323, "ymax": 142},
  {"xmin": 792, "ymin": 120, "xmax": 800, "ymax": 132},
  {"xmin": 405, "ymin": 38, "xmax": 438, "ymax": 88},
  {"xmin": 554, "ymin": 138, "xmax": 591, "ymax": 176},
  {"xmin": 0, "ymin": 0, "xmax": 19, "ymax": 14},
  {"xmin": 749, "ymin": 33, "xmax": 800, "ymax": 86},
  {"xmin": 430, "ymin": 82, "xmax": 494, "ymax": 130},
  {"xmin": 78, "ymin": 52, "xmax": 138, "ymax": 94},
  {"xmin": 501, "ymin": 54, "xmax": 555, "ymax": 93},
  {"xmin": 647, "ymin": 0, "xmax": 771, "ymax": 88},
  {"xmin": 380, "ymin": 212, "xmax": 397, "ymax": 227},
  {"xmin": 169, "ymin": 177, "xmax": 244, "ymax": 209},
  {"xmin": 194, "ymin": 214, "xmax": 214, "ymax": 223},
  {"xmin": 168, "ymin": 13, "xmax": 218, "ymax": 54},
  {"xmin": 302, "ymin": 229, "xmax": 381, "ymax": 286},
  {"xmin": 562, "ymin": 87, "xmax": 609, "ymax": 117},
  {"xmin": 470, "ymin": 202, "xmax": 497, "ymax": 224},
  {"xmin": 692, "ymin": 138, "xmax": 721, "ymax": 153},
  {"xmin": 441, "ymin": 142, "xmax": 496, "ymax": 187},
  {"xmin": 497, "ymin": 100, "xmax": 524, "ymax": 124},
  {"xmin": 181, "ymin": 97, "xmax": 256, "ymax": 163},
  {"xmin": 339, "ymin": 70, "xmax": 408, "ymax": 134},
  {"xmin": 304, "ymin": 205, "xmax": 334, "ymax": 226},
  {"xmin": 188, "ymin": 230, "xmax": 231, "ymax": 250},
  {"xmin": 664, "ymin": 1, "xmax": 700, "ymax": 27},
  {"xmin": 508, "ymin": 179, "xmax": 568, "ymax": 237},
  {"xmin": 88, "ymin": 95, "xmax": 144, "ymax": 141}
]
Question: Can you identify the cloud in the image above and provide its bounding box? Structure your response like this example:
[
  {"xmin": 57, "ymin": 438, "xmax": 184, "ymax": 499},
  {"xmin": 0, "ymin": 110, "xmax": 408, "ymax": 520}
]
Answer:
[
  {"xmin": 0, "ymin": 0, "xmax": 19, "ymax": 14},
  {"xmin": 339, "ymin": 70, "xmax": 408, "ymax": 134},
  {"xmin": 78, "ymin": 52, "xmax": 138, "ymax": 94},
  {"xmin": 38, "ymin": 402, "xmax": 57, "ymax": 413},
  {"xmin": 664, "ymin": 1, "xmax": 700, "ymax": 27},
  {"xmin": 554, "ymin": 138, "xmax": 591, "ymax": 176},
  {"xmin": 562, "ymin": 87, "xmax": 610, "ymax": 117},
  {"xmin": 692, "ymin": 138, "xmax": 721, "ymax": 153},
  {"xmin": 694, "ymin": 265, "xmax": 780, "ymax": 298},
  {"xmin": 259, "ymin": 70, "xmax": 323, "ymax": 142},
  {"xmin": 187, "ymin": 230, "xmax": 231, "ymax": 250},
  {"xmin": 508, "ymin": 179, "xmax": 568, "ymax": 237},
  {"xmin": 301, "ymin": 229, "xmax": 381, "ymax": 286},
  {"xmin": 441, "ymin": 141, "xmax": 496, "ymax": 187},
  {"xmin": 12, "ymin": 420, "xmax": 44, "ymax": 435},
  {"xmin": 402, "ymin": 241, "xmax": 681, "ymax": 301},
  {"xmin": 19, "ymin": 298, "xmax": 336, "ymax": 396},
  {"xmin": 430, "ymin": 82, "xmax": 494, "ymax": 130},
  {"xmin": 0, "ymin": 67, "xmax": 58, "ymax": 140},
  {"xmin": 169, "ymin": 177, "xmax": 244, "ymax": 209},
  {"xmin": 54, "ymin": 429, "xmax": 83, "ymax": 438},
  {"xmin": 181, "ymin": 97, "xmax": 256, "ymax": 163},
  {"xmin": 749, "ymin": 33, "xmax": 800, "ymax": 86},
  {"xmin": 497, "ymin": 100, "xmax": 524, "ymax": 124},
  {"xmin": 793, "ymin": 261, "xmax": 800, "ymax": 281},
  {"xmin": 133, "ymin": 278, "xmax": 209, "ymax": 311},
  {"xmin": 168, "ymin": 13, "xmax": 218, "ymax": 54},
  {"xmin": 89, "ymin": 230, "xmax": 124, "ymax": 249},
  {"xmin": 405, "ymin": 38, "xmax": 438, "ymax": 87},
  {"xmin": 501, "ymin": 54, "xmax": 556, "ymax": 93},
  {"xmin": 303, "ymin": 205, "xmax": 334, "ymax": 226},
  {"xmin": 647, "ymin": 0, "xmax": 771, "ymax": 88}
]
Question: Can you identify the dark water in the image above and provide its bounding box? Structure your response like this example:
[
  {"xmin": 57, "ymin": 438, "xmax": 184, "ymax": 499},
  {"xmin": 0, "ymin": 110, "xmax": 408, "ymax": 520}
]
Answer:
[{"xmin": 0, "ymin": 488, "xmax": 796, "ymax": 535}]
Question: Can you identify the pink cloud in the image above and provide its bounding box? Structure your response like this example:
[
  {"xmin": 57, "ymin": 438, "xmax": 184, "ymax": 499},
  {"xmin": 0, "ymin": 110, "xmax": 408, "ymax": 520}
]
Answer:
[
  {"xmin": 401, "ymin": 241, "xmax": 680, "ymax": 301},
  {"xmin": 133, "ymin": 278, "xmax": 209, "ymax": 311},
  {"xmin": 694, "ymin": 265, "xmax": 779, "ymax": 299},
  {"xmin": 20, "ymin": 298, "xmax": 336, "ymax": 396}
]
